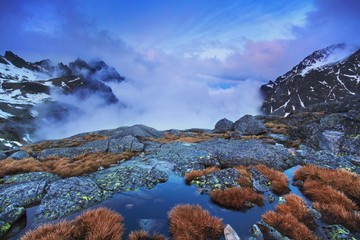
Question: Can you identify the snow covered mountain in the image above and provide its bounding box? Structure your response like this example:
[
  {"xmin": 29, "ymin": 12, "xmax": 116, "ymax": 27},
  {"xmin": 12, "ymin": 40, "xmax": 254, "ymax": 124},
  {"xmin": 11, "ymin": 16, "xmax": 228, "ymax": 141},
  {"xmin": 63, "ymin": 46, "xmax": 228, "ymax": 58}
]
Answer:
[
  {"xmin": 0, "ymin": 51, "xmax": 125, "ymax": 149},
  {"xmin": 261, "ymin": 44, "xmax": 360, "ymax": 116}
]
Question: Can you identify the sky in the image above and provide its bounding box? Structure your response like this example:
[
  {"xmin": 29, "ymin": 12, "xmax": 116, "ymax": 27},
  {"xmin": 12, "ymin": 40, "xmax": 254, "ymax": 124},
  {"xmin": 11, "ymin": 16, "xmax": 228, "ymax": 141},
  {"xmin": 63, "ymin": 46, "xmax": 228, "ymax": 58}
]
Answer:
[{"xmin": 1, "ymin": 0, "xmax": 360, "ymax": 136}]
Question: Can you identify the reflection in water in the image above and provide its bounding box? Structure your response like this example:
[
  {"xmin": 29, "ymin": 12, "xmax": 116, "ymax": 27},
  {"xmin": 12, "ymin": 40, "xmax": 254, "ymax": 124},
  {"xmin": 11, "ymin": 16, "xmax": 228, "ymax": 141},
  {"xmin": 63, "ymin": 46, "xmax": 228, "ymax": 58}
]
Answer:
[{"xmin": 9, "ymin": 166, "xmax": 302, "ymax": 239}]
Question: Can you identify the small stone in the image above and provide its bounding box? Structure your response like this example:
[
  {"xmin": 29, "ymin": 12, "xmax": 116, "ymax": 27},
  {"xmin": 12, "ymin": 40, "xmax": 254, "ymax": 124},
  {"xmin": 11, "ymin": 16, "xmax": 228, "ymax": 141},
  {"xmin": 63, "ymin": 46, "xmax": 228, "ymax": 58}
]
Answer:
[
  {"xmin": 267, "ymin": 193, "xmax": 275, "ymax": 203},
  {"xmin": 224, "ymin": 224, "xmax": 240, "ymax": 240}
]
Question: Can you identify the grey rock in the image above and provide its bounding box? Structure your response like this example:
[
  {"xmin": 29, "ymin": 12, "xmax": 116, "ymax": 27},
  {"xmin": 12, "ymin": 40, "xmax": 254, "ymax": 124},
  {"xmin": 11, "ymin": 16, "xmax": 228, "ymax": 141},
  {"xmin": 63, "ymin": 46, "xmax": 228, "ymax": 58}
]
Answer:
[
  {"xmin": 0, "ymin": 204, "xmax": 26, "ymax": 224},
  {"xmin": 250, "ymin": 168, "xmax": 272, "ymax": 193},
  {"xmin": 111, "ymin": 124, "xmax": 163, "ymax": 139},
  {"xmin": 255, "ymin": 220, "xmax": 291, "ymax": 240},
  {"xmin": 319, "ymin": 130, "xmax": 344, "ymax": 153},
  {"xmin": 3, "ymin": 172, "xmax": 60, "ymax": 184},
  {"xmin": 8, "ymin": 150, "xmax": 30, "ymax": 160},
  {"xmin": 224, "ymin": 224, "xmax": 240, "ymax": 240},
  {"xmin": 0, "ymin": 151, "xmax": 7, "ymax": 160},
  {"xmin": 190, "ymin": 168, "xmax": 240, "ymax": 194},
  {"xmin": 0, "ymin": 180, "xmax": 48, "ymax": 212},
  {"xmin": 214, "ymin": 118, "xmax": 234, "ymax": 133},
  {"xmin": 203, "ymin": 139, "xmax": 296, "ymax": 171},
  {"xmin": 0, "ymin": 220, "xmax": 11, "ymax": 238},
  {"xmin": 91, "ymin": 161, "xmax": 168, "ymax": 193},
  {"xmin": 35, "ymin": 177, "xmax": 103, "ymax": 223},
  {"xmin": 145, "ymin": 141, "xmax": 209, "ymax": 175},
  {"xmin": 109, "ymin": 135, "xmax": 144, "ymax": 153},
  {"xmin": 37, "ymin": 139, "xmax": 109, "ymax": 159},
  {"xmin": 234, "ymin": 115, "xmax": 267, "ymax": 135},
  {"xmin": 340, "ymin": 135, "xmax": 360, "ymax": 156},
  {"xmin": 316, "ymin": 224, "xmax": 355, "ymax": 240},
  {"xmin": 138, "ymin": 218, "xmax": 165, "ymax": 232}
]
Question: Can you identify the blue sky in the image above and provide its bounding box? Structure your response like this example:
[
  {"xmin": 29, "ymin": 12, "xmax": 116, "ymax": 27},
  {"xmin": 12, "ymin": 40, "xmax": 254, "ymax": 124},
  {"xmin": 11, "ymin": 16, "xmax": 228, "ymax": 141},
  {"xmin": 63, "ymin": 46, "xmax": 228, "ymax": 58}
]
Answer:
[
  {"xmin": 1, "ymin": 0, "xmax": 359, "ymax": 81},
  {"xmin": 1, "ymin": 0, "xmax": 360, "ymax": 133}
]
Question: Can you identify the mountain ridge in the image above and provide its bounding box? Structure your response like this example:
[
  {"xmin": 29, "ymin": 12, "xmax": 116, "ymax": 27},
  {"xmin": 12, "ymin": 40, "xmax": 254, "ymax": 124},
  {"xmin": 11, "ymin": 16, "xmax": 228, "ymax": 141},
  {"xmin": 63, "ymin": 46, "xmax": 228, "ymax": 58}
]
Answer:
[
  {"xmin": 0, "ymin": 51, "xmax": 125, "ymax": 149},
  {"xmin": 261, "ymin": 43, "xmax": 360, "ymax": 116}
]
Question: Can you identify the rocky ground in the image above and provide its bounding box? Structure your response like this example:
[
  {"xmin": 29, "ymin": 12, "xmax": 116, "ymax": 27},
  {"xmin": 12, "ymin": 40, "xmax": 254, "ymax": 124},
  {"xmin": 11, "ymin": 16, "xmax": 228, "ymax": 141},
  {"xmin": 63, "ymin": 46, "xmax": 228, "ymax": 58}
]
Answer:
[{"xmin": 1, "ymin": 98, "xmax": 360, "ymax": 239}]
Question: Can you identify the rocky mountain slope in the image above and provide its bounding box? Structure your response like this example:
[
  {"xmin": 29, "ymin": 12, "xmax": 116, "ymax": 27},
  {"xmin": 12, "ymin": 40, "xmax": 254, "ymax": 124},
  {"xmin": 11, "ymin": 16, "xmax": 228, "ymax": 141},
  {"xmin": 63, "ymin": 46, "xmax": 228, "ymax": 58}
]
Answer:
[
  {"xmin": 261, "ymin": 44, "xmax": 360, "ymax": 116},
  {"xmin": 0, "ymin": 51, "xmax": 125, "ymax": 150}
]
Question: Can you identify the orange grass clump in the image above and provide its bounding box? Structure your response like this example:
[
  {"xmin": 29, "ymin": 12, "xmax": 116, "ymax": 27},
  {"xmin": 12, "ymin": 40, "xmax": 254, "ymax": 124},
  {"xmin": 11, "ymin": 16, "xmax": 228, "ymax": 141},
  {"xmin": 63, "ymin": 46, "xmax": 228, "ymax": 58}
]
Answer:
[
  {"xmin": 0, "ymin": 151, "xmax": 136, "ymax": 178},
  {"xmin": 21, "ymin": 221, "xmax": 79, "ymax": 240},
  {"xmin": 128, "ymin": 230, "xmax": 166, "ymax": 240},
  {"xmin": 234, "ymin": 166, "xmax": 252, "ymax": 187},
  {"xmin": 302, "ymin": 180, "xmax": 358, "ymax": 212},
  {"xmin": 210, "ymin": 187, "xmax": 264, "ymax": 210},
  {"xmin": 312, "ymin": 202, "xmax": 360, "ymax": 232},
  {"xmin": 168, "ymin": 204, "xmax": 224, "ymax": 240},
  {"xmin": 147, "ymin": 132, "xmax": 229, "ymax": 144},
  {"xmin": 275, "ymin": 194, "xmax": 316, "ymax": 230},
  {"xmin": 253, "ymin": 164, "xmax": 289, "ymax": 195},
  {"xmin": 294, "ymin": 165, "xmax": 360, "ymax": 206},
  {"xmin": 21, "ymin": 208, "xmax": 124, "ymax": 240},
  {"xmin": 262, "ymin": 211, "xmax": 317, "ymax": 240},
  {"xmin": 74, "ymin": 207, "xmax": 125, "ymax": 240},
  {"xmin": 264, "ymin": 122, "xmax": 288, "ymax": 134},
  {"xmin": 184, "ymin": 166, "xmax": 220, "ymax": 184}
]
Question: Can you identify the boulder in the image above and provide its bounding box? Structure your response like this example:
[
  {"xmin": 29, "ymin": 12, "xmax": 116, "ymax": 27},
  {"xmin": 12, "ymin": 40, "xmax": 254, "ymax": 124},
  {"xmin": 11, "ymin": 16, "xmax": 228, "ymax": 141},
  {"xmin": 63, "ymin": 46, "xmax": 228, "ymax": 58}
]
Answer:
[
  {"xmin": 0, "ymin": 152, "xmax": 7, "ymax": 160},
  {"xmin": 202, "ymin": 139, "xmax": 296, "ymax": 171},
  {"xmin": 37, "ymin": 139, "xmax": 109, "ymax": 159},
  {"xmin": 0, "ymin": 221, "xmax": 11, "ymax": 238},
  {"xmin": 3, "ymin": 172, "xmax": 60, "ymax": 184},
  {"xmin": 91, "ymin": 162, "xmax": 168, "ymax": 193},
  {"xmin": 189, "ymin": 168, "xmax": 240, "ymax": 194},
  {"xmin": 8, "ymin": 150, "xmax": 30, "ymax": 160},
  {"xmin": 319, "ymin": 130, "xmax": 344, "ymax": 153},
  {"xmin": 234, "ymin": 115, "xmax": 267, "ymax": 135},
  {"xmin": 111, "ymin": 125, "xmax": 163, "ymax": 139},
  {"xmin": 214, "ymin": 118, "xmax": 234, "ymax": 133},
  {"xmin": 109, "ymin": 135, "xmax": 144, "ymax": 153},
  {"xmin": 0, "ymin": 180, "xmax": 48, "ymax": 212},
  {"xmin": 0, "ymin": 204, "xmax": 26, "ymax": 224},
  {"xmin": 35, "ymin": 177, "xmax": 103, "ymax": 223}
]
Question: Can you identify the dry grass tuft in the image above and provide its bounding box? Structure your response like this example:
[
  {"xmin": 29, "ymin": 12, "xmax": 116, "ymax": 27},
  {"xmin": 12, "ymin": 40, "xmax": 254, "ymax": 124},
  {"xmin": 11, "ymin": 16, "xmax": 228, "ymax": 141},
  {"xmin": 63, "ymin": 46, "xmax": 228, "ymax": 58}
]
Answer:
[
  {"xmin": 294, "ymin": 165, "xmax": 360, "ymax": 206},
  {"xmin": 184, "ymin": 166, "xmax": 220, "ymax": 184},
  {"xmin": 147, "ymin": 132, "xmax": 229, "ymax": 144},
  {"xmin": 128, "ymin": 230, "xmax": 166, "ymax": 240},
  {"xmin": 21, "ymin": 208, "xmax": 124, "ymax": 240},
  {"xmin": 21, "ymin": 221, "xmax": 78, "ymax": 240},
  {"xmin": 75, "ymin": 207, "xmax": 125, "ymax": 240},
  {"xmin": 312, "ymin": 202, "xmax": 360, "ymax": 232},
  {"xmin": 253, "ymin": 164, "xmax": 289, "ymax": 195},
  {"xmin": 264, "ymin": 122, "xmax": 288, "ymax": 134},
  {"xmin": 262, "ymin": 211, "xmax": 317, "ymax": 240},
  {"xmin": 168, "ymin": 204, "xmax": 224, "ymax": 240},
  {"xmin": 234, "ymin": 166, "xmax": 252, "ymax": 187},
  {"xmin": 302, "ymin": 180, "xmax": 358, "ymax": 212},
  {"xmin": 210, "ymin": 187, "xmax": 264, "ymax": 210},
  {"xmin": 1, "ymin": 151, "xmax": 136, "ymax": 178},
  {"xmin": 276, "ymin": 194, "xmax": 316, "ymax": 230}
]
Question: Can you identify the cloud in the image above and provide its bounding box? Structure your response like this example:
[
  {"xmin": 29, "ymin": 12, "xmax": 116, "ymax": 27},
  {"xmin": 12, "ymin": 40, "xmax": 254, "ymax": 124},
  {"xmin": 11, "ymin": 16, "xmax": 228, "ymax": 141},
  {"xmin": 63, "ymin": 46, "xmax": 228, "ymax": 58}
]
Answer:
[{"xmin": 3, "ymin": 0, "xmax": 360, "ymax": 139}]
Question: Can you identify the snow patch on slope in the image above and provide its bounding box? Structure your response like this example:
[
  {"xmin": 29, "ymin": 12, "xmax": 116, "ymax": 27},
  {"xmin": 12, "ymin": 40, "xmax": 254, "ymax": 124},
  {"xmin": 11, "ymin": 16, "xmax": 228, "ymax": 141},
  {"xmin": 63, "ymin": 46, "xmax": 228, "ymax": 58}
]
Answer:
[{"xmin": 300, "ymin": 44, "xmax": 358, "ymax": 76}]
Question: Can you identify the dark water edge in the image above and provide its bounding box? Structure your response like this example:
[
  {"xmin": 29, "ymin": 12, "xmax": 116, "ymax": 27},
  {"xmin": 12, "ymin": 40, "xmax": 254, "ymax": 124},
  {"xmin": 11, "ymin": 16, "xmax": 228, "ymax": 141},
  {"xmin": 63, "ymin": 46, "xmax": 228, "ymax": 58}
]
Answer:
[{"xmin": 8, "ymin": 166, "xmax": 302, "ymax": 239}]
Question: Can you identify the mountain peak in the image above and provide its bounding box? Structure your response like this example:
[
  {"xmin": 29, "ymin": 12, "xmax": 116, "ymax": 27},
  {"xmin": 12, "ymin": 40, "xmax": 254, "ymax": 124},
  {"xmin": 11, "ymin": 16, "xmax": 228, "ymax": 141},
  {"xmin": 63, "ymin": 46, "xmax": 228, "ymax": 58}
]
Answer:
[{"xmin": 261, "ymin": 44, "xmax": 360, "ymax": 116}]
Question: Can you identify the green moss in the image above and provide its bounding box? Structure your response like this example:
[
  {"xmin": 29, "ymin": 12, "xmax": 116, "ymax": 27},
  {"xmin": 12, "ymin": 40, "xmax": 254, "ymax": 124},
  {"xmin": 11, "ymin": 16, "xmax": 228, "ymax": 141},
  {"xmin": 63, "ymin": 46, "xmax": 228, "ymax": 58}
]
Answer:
[{"xmin": 0, "ymin": 222, "xmax": 11, "ymax": 233}]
